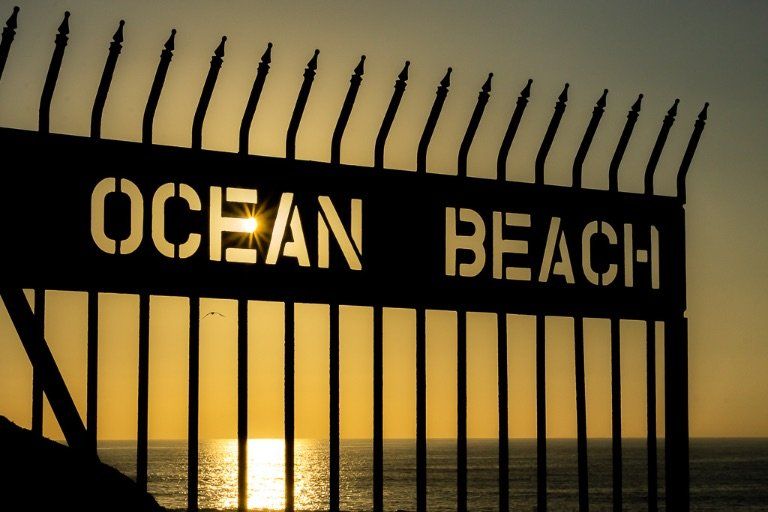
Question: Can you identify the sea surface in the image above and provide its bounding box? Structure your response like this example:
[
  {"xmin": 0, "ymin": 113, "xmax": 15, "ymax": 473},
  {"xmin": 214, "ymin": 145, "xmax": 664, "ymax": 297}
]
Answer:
[{"xmin": 98, "ymin": 438, "xmax": 768, "ymax": 511}]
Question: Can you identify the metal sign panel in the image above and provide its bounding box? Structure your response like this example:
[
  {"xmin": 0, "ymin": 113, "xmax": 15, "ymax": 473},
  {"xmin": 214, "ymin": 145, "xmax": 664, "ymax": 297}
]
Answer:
[{"xmin": 0, "ymin": 129, "xmax": 683, "ymax": 318}]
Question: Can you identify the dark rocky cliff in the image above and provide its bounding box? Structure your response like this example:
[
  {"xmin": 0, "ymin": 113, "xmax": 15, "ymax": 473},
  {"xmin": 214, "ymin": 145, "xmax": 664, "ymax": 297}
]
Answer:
[{"xmin": 0, "ymin": 416, "xmax": 164, "ymax": 511}]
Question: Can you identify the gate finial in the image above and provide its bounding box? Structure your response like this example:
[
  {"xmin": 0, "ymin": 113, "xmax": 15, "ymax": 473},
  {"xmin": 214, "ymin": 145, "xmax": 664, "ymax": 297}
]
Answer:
[
  {"xmin": 608, "ymin": 93, "xmax": 642, "ymax": 192},
  {"xmin": 0, "ymin": 6, "xmax": 20, "ymax": 82},
  {"xmin": 239, "ymin": 42, "xmax": 273, "ymax": 155},
  {"xmin": 676, "ymin": 102, "xmax": 708, "ymax": 203},
  {"xmin": 286, "ymin": 49, "xmax": 320, "ymax": 159},
  {"xmin": 192, "ymin": 36, "xmax": 227, "ymax": 150},
  {"xmin": 5, "ymin": 5, "xmax": 18, "ymax": 30},
  {"xmin": 458, "ymin": 72, "xmax": 493, "ymax": 177},
  {"xmin": 644, "ymin": 98, "xmax": 679, "ymax": 195},
  {"xmin": 142, "ymin": 29, "xmax": 176, "ymax": 144},
  {"xmin": 374, "ymin": 60, "xmax": 409, "ymax": 168},
  {"xmin": 91, "ymin": 20, "xmax": 125, "ymax": 139},
  {"xmin": 417, "ymin": 67, "xmax": 452, "ymax": 173},
  {"xmin": 572, "ymin": 89, "xmax": 608, "ymax": 188},
  {"xmin": 497, "ymin": 78, "xmax": 532, "ymax": 181},
  {"xmin": 331, "ymin": 55, "xmax": 366, "ymax": 164},
  {"xmin": 535, "ymin": 82, "xmax": 569, "ymax": 185},
  {"xmin": 39, "ymin": 11, "xmax": 70, "ymax": 134}
]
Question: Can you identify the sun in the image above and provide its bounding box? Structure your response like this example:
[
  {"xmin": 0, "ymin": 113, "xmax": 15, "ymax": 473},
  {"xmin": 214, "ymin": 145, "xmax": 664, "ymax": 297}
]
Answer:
[{"xmin": 244, "ymin": 216, "xmax": 258, "ymax": 234}]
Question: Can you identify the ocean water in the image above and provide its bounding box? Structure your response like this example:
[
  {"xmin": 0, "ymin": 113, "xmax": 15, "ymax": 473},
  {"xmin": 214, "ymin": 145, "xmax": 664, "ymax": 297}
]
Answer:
[{"xmin": 98, "ymin": 438, "xmax": 768, "ymax": 511}]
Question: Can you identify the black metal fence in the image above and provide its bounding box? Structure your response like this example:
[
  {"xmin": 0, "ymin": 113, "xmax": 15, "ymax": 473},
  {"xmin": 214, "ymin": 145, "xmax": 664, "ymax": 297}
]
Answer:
[{"xmin": 0, "ymin": 7, "xmax": 708, "ymax": 512}]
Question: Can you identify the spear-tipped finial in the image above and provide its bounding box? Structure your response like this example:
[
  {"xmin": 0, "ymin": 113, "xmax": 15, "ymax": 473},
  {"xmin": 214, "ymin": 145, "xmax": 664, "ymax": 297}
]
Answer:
[
  {"xmin": 214, "ymin": 36, "xmax": 226, "ymax": 58},
  {"xmin": 572, "ymin": 88, "xmax": 609, "ymax": 188},
  {"xmin": 92, "ymin": 19, "xmax": 126, "ymax": 138},
  {"xmin": 676, "ymin": 102, "xmax": 710, "ymax": 202},
  {"xmin": 497, "ymin": 78, "xmax": 533, "ymax": 180},
  {"xmin": 331, "ymin": 55, "xmax": 367, "ymax": 163},
  {"xmin": 6, "ymin": 6, "xmax": 19, "ymax": 30},
  {"xmin": 458, "ymin": 72, "xmax": 495, "ymax": 176},
  {"xmin": 597, "ymin": 89, "xmax": 608, "ymax": 108},
  {"xmin": 535, "ymin": 83, "xmax": 570, "ymax": 184},
  {"xmin": 307, "ymin": 48, "xmax": 319, "ymax": 70},
  {"xmin": 417, "ymin": 67, "xmax": 453, "ymax": 172},
  {"xmin": 112, "ymin": 19, "xmax": 124, "ymax": 43},
  {"xmin": 398, "ymin": 60, "xmax": 410, "ymax": 81},
  {"xmin": 482, "ymin": 73, "xmax": 493, "ymax": 93},
  {"xmin": 164, "ymin": 29, "xmax": 176, "ymax": 52},
  {"xmin": 375, "ymin": 60, "xmax": 410, "ymax": 168},
  {"xmin": 239, "ymin": 42, "xmax": 274, "ymax": 155},
  {"xmin": 668, "ymin": 98, "xmax": 680, "ymax": 117},
  {"xmin": 143, "ymin": 29, "xmax": 177, "ymax": 143},
  {"xmin": 698, "ymin": 102, "xmax": 709, "ymax": 121},
  {"xmin": 440, "ymin": 67, "xmax": 452, "ymax": 88},
  {"xmin": 58, "ymin": 11, "xmax": 70, "ymax": 36},
  {"xmin": 644, "ymin": 98, "xmax": 681, "ymax": 195},
  {"xmin": 262, "ymin": 41, "xmax": 273, "ymax": 63},
  {"xmin": 521, "ymin": 78, "xmax": 532, "ymax": 98},
  {"xmin": 192, "ymin": 36, "xmax": 228, "ymax": 149},
  {"xmin": 287, "ymin": 49, "xmax": 321, "ymax": 158},
  {"xmin": 39, "ymin": 11, "xmax": 72, "ymax": 133},
  {"xmin": 608, "ymin": 94, "xmax": 644, "ymax": 191},
  {"xmin": 354, "ymin": 55, "xmax": 365, "ymax": 76}
]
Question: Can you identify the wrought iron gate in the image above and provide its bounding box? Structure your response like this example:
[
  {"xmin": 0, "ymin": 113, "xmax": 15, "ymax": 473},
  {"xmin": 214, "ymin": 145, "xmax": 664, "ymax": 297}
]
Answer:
[{"xmin": 0, "ymin": 7, "xmax": 707, "ymax": 512}]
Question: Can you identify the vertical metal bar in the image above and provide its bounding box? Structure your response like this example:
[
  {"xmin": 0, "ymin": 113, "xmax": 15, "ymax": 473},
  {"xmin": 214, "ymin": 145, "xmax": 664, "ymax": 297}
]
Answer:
[
  {"xmin": 285, "ymin": 302, "xmax": 295, "ymax": 512},
  {"xmin": 143, "ymin": 29, "xmax": 176, "ymax": 145},
  {"xmin": 572, "ymin": 90, "xmax": 607, "ymax": 189},
  {"xmin": 417, "ymin": 68, "xmax": 451, "ymax": 173},
  {"xmin": 646, "ymin": 320, "xmax": 658, "ymax": 512},
  {"xmin": 457, "ymin": 310, "xmax": 467, "ymax": 512},
  {"xmin": 286, "ymin": 50, "xmax": 319, "ymax": 160},
  {"xmin": 497, "ymin": 311, "xmax": 509, "ymax": 512},
  {"xmin": 457, "ymin": 73, "xmax": 492, "ymax": 178},
  {"xmin": 644, "ymin": 99, "xmax": 678, "ymax": 195},
  {"xmin": 536, "ymin": 314, "xmax": 547, "ymax": 512},
  {"xmin": 32, "ymin": 288, "xmax": 44, "ymax": 436},
  {"xmin": 574, "ymin": 316, "xmax": 589, "ymax": 512},
  {"xmin": 416, "ymin": 307, "xmax": 427, "ymax": 512},
  {"xmin": 665, "ymin": 317, "xmax": 689, "ymax": 512},
  {"xmin": 136, "ymin": 293, "xmax": 150, "ymax": 493},
  {"xmin": 39, "ymin": 12, "xmax": 69, "ymax": 134},
  {"xmin": 330, "ymin": 304, "xmax": 340, "ymax": 512},
  {"xmin": 331, "ymin": 55, "xmax": 365, "ymax": 164},
  {"xmin": 91, "ymin": 20, "xmax": 124, "ymax": 139},
  {"xmin": 608, "ymin": 94, "xmax": 643, "ymax": 192},
  {"xmin": 496, "ymin": 79, "xmax": 531, "ymax": 181},
  {"xmin": 192, "ymin": 36, "xmax": 226, "ymax": 150},
  {"xmin": 239, "ymin": 42, "xmax": 272, "ymax": 155},
  {"xmin": 0, "ymin": 6, "xmax": 20, "ymax": 83},
  {"xmin": 87, "ymin": 291, "xmax": 99, "ymax": 455},
  {"xmin": 188, "ymin": 296, "xmax": 200, "ymax": 512},
  {"xmin": 676, "ymin": 104, "xmax": 709, "ymax": 203},
  {"xmin": 373, "ymin": 306, "xmax": 384, "ymax": 512},
  {"xmin": 238, "ymin": 299, "xmax": 248, "ymax": 512},
  {"xmin": 611, "ymin": 318, "xmax": 622, "ymax": 512},
  {"xmin": 374, "ymin": 61, "xmax": 409, "ymax": 169},
  {"xmin": 535, "ymin": 84, "xmax": 568, "ymax": 185}
]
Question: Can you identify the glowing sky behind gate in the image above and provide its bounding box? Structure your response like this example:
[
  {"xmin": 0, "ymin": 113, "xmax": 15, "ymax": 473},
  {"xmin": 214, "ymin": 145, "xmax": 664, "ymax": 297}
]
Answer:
[{"xmin": 0, "ymin": 0, "xmax": 766, "ymax": 439}]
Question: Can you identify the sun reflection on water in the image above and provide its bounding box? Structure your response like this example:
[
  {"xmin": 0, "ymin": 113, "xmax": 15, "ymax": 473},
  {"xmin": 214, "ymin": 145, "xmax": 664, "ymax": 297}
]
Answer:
[{"xmin": 198, "ymin": 439, "xmax": 330, "ymax": 511}]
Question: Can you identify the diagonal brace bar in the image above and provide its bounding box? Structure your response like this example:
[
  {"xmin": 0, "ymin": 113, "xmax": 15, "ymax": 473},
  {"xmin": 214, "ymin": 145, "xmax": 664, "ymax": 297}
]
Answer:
[{"xmin": 0, "ymin": 287, "xmax": 91, "ymax": 455}]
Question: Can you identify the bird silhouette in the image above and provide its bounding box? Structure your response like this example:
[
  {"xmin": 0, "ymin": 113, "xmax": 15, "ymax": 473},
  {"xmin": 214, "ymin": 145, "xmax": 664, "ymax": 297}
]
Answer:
[{"xmin": 201, "ymin": 311, "xmax": 226, "ymax": 319}]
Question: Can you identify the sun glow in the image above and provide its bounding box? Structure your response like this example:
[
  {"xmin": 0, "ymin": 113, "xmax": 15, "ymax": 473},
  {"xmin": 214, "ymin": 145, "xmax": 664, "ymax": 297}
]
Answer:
[{"xmin": 244, "ymin": 216, "xmax": 259, "ymax": 234}]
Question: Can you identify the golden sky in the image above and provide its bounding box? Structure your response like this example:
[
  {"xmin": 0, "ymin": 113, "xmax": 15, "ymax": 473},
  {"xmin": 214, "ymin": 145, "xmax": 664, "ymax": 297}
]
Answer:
[{"xmin": 0, "ymin": 0, "xmax": 766, "ymax": 439}]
